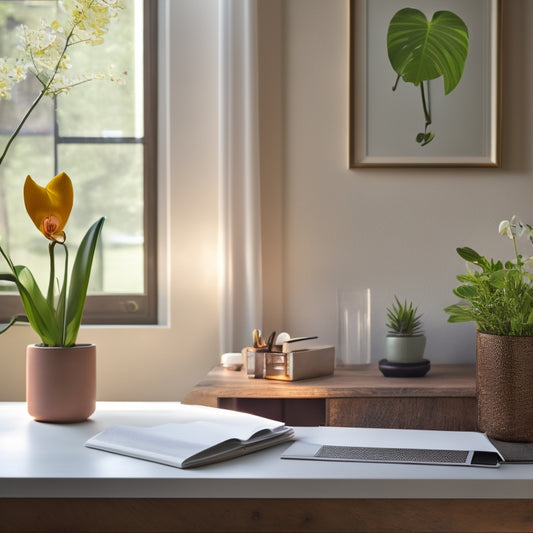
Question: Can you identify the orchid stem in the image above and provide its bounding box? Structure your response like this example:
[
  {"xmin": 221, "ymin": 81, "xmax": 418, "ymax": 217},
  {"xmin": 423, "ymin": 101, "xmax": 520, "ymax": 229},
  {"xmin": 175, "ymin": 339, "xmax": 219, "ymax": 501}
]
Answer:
[
  {"xmin": 0, "ymin": 17, "xmax": 79, "ymax": 169},
  {"xmin": 0, "ymin": 90, "xmax": 46, "ymax": 168},
  {"xmin": 47, "ymin": 242, "xmax": 56, "ymax": 307}
]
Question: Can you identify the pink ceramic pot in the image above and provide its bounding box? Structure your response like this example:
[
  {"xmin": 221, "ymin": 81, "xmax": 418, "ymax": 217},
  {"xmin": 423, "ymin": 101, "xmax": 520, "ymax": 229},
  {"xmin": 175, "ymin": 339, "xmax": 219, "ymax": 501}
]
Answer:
[{"xmin": 26, "ymin": 344, "xmax": 96, "ymax": 423}]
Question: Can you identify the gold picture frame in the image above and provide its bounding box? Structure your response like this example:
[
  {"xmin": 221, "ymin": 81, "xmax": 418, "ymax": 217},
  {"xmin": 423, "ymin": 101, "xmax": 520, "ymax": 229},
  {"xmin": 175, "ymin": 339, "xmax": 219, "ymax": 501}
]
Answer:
[{"xmin": 349, "ymin": 0, "xmax": 502, "ymax": 168}]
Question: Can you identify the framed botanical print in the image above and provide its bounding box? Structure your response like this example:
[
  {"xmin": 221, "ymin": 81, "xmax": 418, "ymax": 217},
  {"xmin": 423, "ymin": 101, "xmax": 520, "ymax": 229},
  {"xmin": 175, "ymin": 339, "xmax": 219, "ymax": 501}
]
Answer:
[{"xmin": 349, "ymin": 0, "xmax": 502, "ymax": 167}]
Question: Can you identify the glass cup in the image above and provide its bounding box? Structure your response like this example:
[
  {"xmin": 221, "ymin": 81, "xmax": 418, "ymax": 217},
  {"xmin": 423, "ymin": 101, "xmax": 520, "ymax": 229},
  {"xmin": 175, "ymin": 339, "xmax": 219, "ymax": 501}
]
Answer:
[{"xmin": 337, "ymin": 288, "xmax": 371, "ymax": 366}]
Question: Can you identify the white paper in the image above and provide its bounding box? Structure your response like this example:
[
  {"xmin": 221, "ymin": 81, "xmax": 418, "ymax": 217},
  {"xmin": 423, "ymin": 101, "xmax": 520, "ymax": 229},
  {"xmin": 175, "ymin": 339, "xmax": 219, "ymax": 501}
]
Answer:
[{"xmin": 293, "ymin": 426, "xmax": 499, "ymax": 452}]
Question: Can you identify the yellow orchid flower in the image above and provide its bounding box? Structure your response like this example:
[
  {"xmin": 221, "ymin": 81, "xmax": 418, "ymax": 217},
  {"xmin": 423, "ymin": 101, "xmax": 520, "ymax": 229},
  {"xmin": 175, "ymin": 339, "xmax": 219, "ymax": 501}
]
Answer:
[
  {"xmin": 1, "ymin": 170, "xmax": 104, "ymax": 346},
  {"xmin": 23, "ymin": 172, "xmax": 73, "ymax": 243}
]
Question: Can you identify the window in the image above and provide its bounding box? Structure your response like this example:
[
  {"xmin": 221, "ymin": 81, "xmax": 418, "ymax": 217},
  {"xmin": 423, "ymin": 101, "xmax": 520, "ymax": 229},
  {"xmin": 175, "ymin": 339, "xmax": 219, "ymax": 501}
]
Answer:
[{"xmin": 0, "ymin": 0, "xmax": 157, "ymax": 324}]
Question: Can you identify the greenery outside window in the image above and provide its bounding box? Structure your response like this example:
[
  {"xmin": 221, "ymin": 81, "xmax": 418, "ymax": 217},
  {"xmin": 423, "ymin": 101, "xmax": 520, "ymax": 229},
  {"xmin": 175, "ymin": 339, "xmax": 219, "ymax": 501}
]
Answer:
[{"xmin": 0, "ymin": 0, "xmax": 157, "ymax": 325}]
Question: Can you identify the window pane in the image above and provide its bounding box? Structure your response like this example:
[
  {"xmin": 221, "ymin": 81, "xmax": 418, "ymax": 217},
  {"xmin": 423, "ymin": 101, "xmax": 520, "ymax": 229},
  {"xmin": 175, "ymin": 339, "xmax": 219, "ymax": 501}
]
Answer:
[
  {"xmin": 0, "ymin": 2, "xmax": 55, "ymax": 134},
  {"xmin": 58, "ymin": 143, "xmax": 144, "ymax": 294},
  {"xmin": 57, "ymin": 1, "xmax": 143, "ymax": 138},
  {"xmin": 0, "ymin": 135, "xmax": 55, "ymax": 292},
  {"xmin": 0, "ymin": 0, "xmax": 156, "ymax": 323}
]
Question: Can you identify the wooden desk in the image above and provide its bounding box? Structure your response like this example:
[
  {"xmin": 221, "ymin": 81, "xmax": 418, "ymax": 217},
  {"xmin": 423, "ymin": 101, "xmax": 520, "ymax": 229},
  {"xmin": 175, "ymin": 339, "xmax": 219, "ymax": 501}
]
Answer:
[
  {"xmin": 183, "ymin": 364, "xmax": 477, "ymax": 430},
  {"xmin": 2, "ymin": 402, "xmax": 533, "ymax": 533}
]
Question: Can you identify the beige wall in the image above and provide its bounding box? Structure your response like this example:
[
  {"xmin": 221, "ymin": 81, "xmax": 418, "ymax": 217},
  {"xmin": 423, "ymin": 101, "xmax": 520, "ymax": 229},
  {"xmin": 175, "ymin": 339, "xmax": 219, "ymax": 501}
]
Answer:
[
  {"xmin": 264, "ymin": 0, "xmax": 533, "ymax": 365},
  {"xmin": 1, "ymin": 1, "xmax": 532, "ymax": 401}
]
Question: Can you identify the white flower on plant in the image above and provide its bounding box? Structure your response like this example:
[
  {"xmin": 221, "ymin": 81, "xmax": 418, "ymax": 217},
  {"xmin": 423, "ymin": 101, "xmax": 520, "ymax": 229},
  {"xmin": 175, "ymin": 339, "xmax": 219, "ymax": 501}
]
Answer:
[
  {"xmin": 0, "ymin": 57, "xmax": 27, "ymax": 99},
  {"xmin": 498, "ymin": 216, "xmax": 533, "ymax": 267},
  {"xmin": 0, "ymin": 0, "xmax": 125, "ymax": 168},
  {"xmin": 12, "ymin": 0, "xmax": 123, "ymax": 97},
  {"xmin": 18, "ymin": 23, "xmax": 71, "ymax": 87},
  {"xmin": 499, "ymin": 216, "xmax": 525, "ymax": 239},
  {"xmin": 68, "ymin": 0, "xmax": 123, "ymax": 42}
]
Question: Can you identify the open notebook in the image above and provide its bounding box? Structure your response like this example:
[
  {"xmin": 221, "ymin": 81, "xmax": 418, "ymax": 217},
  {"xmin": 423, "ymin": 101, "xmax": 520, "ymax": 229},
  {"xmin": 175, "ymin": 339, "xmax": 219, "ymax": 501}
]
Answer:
[
  {"xmin": 281, "ymin": 427, "xmax": 505, "ymax": 468},
  {"xmin": 85, "ymin": 404, "xmax": 294, "ymax": 469}
]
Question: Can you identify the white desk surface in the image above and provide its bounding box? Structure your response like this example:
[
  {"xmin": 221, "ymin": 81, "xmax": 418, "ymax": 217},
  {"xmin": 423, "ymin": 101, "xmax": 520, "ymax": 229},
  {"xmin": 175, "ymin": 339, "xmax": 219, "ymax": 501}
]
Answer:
[{"xmin": 1, "ymin": 402, "xmax": 533, "ymax": 499}]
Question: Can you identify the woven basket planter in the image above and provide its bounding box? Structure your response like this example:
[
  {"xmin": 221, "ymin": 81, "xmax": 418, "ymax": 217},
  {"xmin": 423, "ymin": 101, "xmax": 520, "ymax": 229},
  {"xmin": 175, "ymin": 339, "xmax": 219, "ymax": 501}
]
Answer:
[{"xmin": 476, "ymin": 332, "xmax": 533, "ymax": 442}]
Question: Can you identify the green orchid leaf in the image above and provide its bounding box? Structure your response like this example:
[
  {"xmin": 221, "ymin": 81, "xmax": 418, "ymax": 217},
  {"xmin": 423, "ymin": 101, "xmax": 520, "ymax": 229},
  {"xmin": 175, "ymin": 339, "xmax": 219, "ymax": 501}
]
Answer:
[
  {"xmin": 0, "ymin": 242, "xmax": 16, "ymax": 272},
  {"xmin": 0, "ymin": 315, "xmax": 19, "ymax": 334},
  {"xmin": 2, "ymin": 242, "xmax": 59, "ymax": 344},
  {"xmin": 13, "ymin": 265, "xmax": 61, "ymax": 345},
  {"xmin": 387, "ymin": 8, "xmax": 469, "ymax": 95},
  {"xmin": 64, "ymin": 217, "xmax": 105, "ymax": 346}
]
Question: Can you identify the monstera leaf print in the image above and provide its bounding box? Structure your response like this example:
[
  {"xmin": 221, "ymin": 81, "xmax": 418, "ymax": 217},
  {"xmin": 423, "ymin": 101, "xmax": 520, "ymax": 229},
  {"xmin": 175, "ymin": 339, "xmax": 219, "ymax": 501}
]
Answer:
[{"xmin": 387, "ymin": 8, "xmax": 469, "ymax": 146}]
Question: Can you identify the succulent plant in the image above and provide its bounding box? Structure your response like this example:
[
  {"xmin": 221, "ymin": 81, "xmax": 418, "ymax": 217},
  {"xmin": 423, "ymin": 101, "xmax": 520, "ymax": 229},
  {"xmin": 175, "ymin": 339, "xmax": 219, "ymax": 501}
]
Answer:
[{"xmin": 386, "ymin": 296, "xmax": 423, "ymax": 336}]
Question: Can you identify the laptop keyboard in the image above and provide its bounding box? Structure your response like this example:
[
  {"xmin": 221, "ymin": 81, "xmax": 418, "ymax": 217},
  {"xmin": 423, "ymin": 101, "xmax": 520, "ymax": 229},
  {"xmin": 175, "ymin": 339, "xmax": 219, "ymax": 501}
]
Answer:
[{"xmin": 315, "ymin": 445, "xmax": 470, "ymax": 464}]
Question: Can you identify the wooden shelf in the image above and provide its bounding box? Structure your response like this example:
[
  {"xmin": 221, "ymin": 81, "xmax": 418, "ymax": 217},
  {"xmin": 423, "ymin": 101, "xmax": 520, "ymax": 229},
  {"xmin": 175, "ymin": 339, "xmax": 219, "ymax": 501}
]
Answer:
[{"xmin": 183, "ymin": 364, "xmax": 477, "ymax": 431}]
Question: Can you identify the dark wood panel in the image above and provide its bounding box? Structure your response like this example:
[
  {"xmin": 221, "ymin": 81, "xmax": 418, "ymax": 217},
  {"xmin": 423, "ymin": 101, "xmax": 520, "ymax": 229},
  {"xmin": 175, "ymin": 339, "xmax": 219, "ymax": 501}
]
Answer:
[
  {"xmin": 218, "ymin": 398, "xmax": 285, "ymax": 421},
  {"xmin": 219, "ymin": 398, "xmax": 326, "ymax": 426},
  {"xmin": 327, "ymin": 397, "xmax": 477, "ymax": 430},
  {"xmin": 284, "ymin": 399, "xmax": 326, "ymax": 426},
  {"xmin": 183, "ymin": 364, "xmax": 477, "ymax": 430},
  {"xmin": 2, "ymin": 498, "xmax": 532, "ymax": 532}
]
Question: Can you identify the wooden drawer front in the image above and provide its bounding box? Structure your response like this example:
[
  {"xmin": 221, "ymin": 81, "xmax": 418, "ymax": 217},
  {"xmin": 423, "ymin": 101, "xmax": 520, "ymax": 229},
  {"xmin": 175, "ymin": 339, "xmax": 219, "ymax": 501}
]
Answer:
[
  {"xmin": 327, "ymin": 397, "xmax": 477, "ymax": 431},
  {"xmin": 218, "ymin": 398, "xmax": 326, "ymax": 426}
]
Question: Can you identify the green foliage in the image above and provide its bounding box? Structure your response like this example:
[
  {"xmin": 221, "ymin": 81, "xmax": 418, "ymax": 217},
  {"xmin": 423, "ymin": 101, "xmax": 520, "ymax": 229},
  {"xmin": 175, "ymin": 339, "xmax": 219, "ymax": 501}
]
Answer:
[
  {"xmin": 387, "ymin": 8, "xmax": 469, "ymax": 95},
  {"xmin": 387, "ymin": 8, "xmax": 469, "ymax": 146},
  {"xmin": 445, "ymin": 224, "xmax": 533, "ymax": 336},
  {"xmin": 0, "ymin": 217, "xmax": 105, "ymax": 346},
  {"xmin": 386, "ymin": 296, "xmax": 424, "ymax": 336},
  {"xmin": 64, "ymin": 217, "xmax": 105, "ymax": 345}
]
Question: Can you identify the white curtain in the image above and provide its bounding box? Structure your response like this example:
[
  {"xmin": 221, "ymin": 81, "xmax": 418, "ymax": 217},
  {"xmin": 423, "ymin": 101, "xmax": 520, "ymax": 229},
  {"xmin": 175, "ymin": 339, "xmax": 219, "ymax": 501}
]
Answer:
[{"xmin": 218, "ymin": 0, "xmax": 263, "ymax": 353}]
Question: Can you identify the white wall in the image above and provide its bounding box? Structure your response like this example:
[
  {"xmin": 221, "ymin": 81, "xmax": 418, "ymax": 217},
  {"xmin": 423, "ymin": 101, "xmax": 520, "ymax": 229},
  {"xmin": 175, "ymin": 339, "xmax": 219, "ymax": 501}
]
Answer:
[{"xmin": 1, "ymin": 1, "xmax": 532, "ymax": 401}]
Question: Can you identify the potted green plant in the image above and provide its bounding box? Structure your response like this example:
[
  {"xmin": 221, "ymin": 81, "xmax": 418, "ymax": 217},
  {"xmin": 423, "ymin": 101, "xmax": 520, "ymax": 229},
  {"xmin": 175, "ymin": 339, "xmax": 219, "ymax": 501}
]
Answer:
[
  {"xmin": 0, "ymin": 0, "xmax": 125, "ymax": 422},
  {"xmin": 445, "ymin": 216, "xmax": 533, "ymax": 442},
  {"xmin": 384, "ymin": 296, "xmax": 426, "ymax": 363},
  {"xmin": 0, "ymin": 172, "xmax": 104, "ymax": 422}
]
